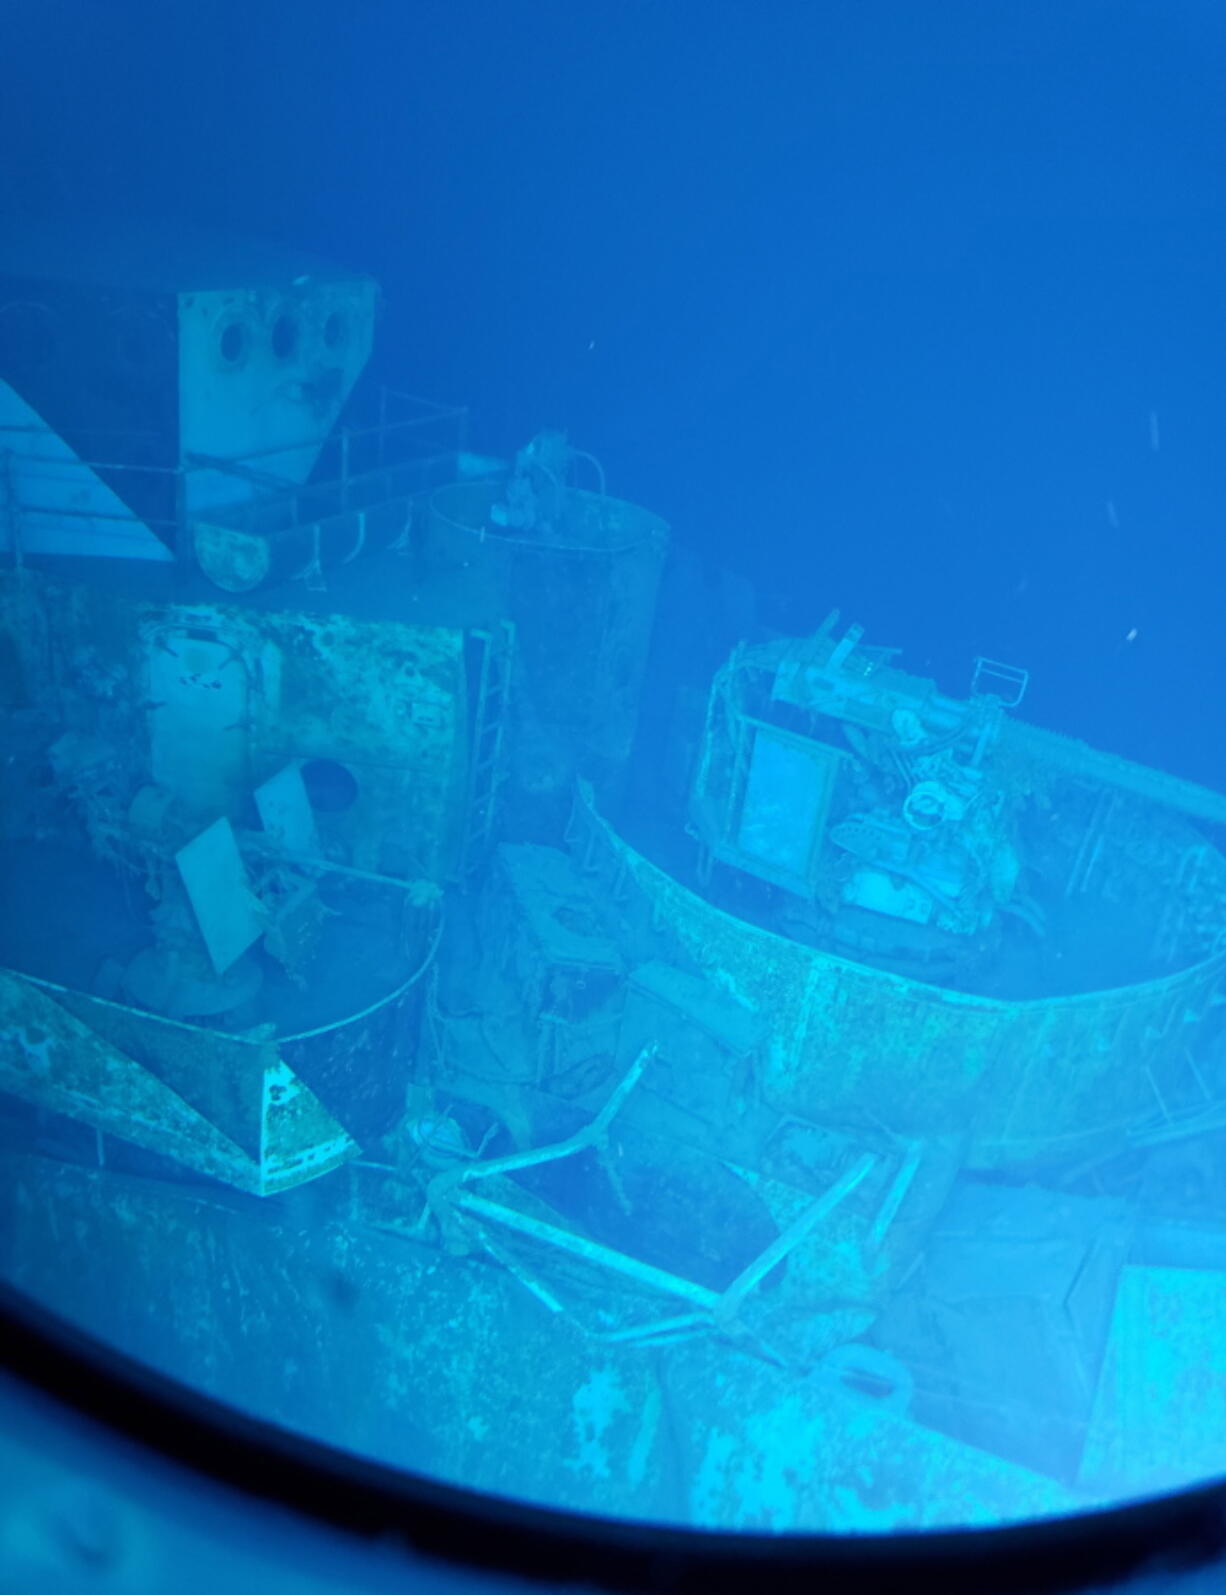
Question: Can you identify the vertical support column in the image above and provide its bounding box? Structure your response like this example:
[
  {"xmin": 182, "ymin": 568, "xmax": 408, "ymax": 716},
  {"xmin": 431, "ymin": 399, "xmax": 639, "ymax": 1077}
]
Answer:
[
  {"xmin": 0, "ymin": 448, "xmax": 20, "ymax": 569},
  {"xmin": 173, "ymin": 464, "xmax": 190, "ymax": 572}
]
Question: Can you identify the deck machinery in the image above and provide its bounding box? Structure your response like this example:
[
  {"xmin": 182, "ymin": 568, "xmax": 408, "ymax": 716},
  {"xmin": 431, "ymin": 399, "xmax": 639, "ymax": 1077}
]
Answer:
[{"xmin": 2, "ymin": 230, "xmax": 1225, "ymax": 1526}]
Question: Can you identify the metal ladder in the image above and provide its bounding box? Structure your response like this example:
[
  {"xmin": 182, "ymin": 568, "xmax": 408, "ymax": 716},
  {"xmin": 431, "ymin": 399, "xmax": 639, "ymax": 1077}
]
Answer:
[{"xmin": 457, "ymin": 620, "xmax": 515, "ymax": 884}]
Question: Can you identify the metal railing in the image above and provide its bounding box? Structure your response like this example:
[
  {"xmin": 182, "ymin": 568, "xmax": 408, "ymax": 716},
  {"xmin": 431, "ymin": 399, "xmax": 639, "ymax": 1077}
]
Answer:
[
  {"xmin": 183, "ymin": 387, "xmax": 471, "ymax": 538},
  {"xmin": 0, "ymin": 420, "xmax": 186, "ymax": 550},
  {"xmin": 2, "ymin": 386, "xmax": 471, "ymax": 564}
]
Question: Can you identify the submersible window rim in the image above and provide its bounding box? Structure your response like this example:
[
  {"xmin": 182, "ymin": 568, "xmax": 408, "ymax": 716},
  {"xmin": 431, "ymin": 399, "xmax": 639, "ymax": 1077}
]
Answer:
[{"xmin": 3, "ymin": 1284, "xmax": 1226, "ymax": 1595}]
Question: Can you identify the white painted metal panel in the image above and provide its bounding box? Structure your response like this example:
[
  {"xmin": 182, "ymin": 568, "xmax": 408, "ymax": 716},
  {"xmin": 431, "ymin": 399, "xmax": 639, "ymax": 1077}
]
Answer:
[
  {"xmin": 0, "ymin": 380, "xmax": 171, "ymax": 560},
  {"xmin": 176, "ymin": 818, "xmax": 265, "ymax": 976},
  {"xmin": 254, "ymin": 761, "xmax": 320, "ymax": 855}
]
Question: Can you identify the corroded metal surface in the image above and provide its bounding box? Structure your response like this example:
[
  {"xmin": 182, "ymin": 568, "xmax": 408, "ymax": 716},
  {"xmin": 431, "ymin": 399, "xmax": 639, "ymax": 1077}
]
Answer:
[
  {"xmin": 0, "ymin": 569, "xmax": 470, "ymax": 882},
  {"xmin": 0, "ymin": 1153, "xmax": 1098, "ymax": 1530},
  {"xmin": 429, "ymin": 479, "xmax": 667, "ymax": 769},
  {"xmin": 572, "ymin": 787, "xmax": 1226, "ymax": 1171},
  {"xmin": 0, "ymin": 971, "xmax": 355, "ymax": 1194},
  {"xmin": 1080, "ymin": 1264, "xmax": 1226, "ymax": 1499}
]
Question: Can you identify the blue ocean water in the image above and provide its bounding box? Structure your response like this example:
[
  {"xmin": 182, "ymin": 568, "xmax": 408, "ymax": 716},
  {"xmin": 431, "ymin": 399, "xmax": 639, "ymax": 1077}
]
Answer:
[{"xmin": 1, "ymin": 0, "xmax": 1225, "ymax": 1574}]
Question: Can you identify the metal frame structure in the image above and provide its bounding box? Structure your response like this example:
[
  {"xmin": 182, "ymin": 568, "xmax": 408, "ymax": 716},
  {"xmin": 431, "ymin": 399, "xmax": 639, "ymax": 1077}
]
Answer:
[{"xmin": 1, "ymin": 386, "xmax": 470, "ymax": 572}]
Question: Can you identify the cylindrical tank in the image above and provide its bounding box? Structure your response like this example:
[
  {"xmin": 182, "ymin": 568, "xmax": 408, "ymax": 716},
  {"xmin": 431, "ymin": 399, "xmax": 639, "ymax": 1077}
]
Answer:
[{"xmin": 427, "ymin": 480, "xmax": 668, "ymax": 777}]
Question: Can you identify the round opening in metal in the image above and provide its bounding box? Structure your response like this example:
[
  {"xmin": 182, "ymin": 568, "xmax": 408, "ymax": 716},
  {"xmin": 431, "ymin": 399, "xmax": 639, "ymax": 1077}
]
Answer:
[
  {"xmin": 300, "ymin": 758, "xmax": 360, "ymax": 813},
  {"xmin": 218, "ymin": 321, "xmax": 248, "ymax": 365}
]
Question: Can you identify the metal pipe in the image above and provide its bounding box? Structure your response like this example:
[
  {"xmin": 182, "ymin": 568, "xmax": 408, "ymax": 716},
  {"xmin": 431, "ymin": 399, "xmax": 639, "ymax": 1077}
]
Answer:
[
  {"xmin": 715, "ymin": 1154, "xmax": 877, "ymax": 1325},
  {"xmin": 428, "ymin": 1043, "xmax": 656, "ymax": 1209},
  {"xmin": 454, "ymin": 1192, "xmax": 721, "ymax": 1312}
]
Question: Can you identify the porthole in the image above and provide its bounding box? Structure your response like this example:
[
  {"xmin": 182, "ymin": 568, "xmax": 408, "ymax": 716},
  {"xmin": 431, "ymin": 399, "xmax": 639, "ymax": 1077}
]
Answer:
[{"xmin": 218, "ymin": 321, "xmax": 248, "ymax": 365}]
